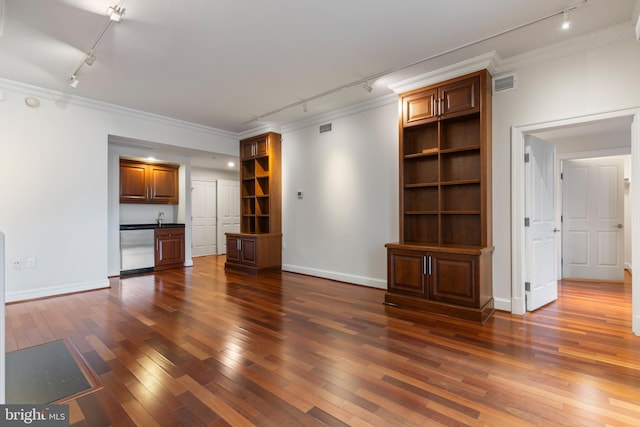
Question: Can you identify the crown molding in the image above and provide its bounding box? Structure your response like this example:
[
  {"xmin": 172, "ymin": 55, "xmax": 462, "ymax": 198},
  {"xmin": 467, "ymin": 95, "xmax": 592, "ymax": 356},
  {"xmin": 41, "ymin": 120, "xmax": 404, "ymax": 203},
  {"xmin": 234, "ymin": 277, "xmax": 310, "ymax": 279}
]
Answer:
[
  {"xmin": 495, "ymin": 22, "xmax": 635, "ymax": 74},
  {"xmin": 279, "ymin": 92, "xmax": 397, "ymax": 134},
  {"xmin": 0, "ymin": 77, "xmax": 237, "ymax": 140},
  {"xmin": 388, "ymin": 51, "xmax": 501, "ymax": 94}
]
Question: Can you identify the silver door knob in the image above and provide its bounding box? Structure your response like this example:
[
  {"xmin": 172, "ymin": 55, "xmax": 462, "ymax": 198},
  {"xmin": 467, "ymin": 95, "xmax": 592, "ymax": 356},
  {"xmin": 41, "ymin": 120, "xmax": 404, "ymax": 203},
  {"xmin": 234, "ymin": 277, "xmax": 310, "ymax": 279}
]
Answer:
[
  {"xmin": 616, "ymin": 224, "xmax": 624, "ymax": 229},
  {"xmin": 553, "ymin": 228, "xmax": 561, "ymax": 233}
]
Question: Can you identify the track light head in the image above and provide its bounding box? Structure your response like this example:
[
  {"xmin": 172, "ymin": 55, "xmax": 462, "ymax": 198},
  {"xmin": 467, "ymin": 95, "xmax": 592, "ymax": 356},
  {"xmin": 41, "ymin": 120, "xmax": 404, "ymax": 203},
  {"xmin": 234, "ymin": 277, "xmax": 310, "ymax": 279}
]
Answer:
[
  {"xmin": 69, "ymin": 75, "xmax": 79, "ymax": 88},
  {"xmin": 561, "ymin": 10, "xmax": 571, "ymax": 30},
  {"xmin": 364, "ymin": 81, "xmax": 373, "ymax": 93},
  {"xmin": 84, "ymin": 53, "xmax": 96, "ymax": 66},
  {"xmin": 107, "ymin": 5, "xmax": 126, "ymax": 22}
]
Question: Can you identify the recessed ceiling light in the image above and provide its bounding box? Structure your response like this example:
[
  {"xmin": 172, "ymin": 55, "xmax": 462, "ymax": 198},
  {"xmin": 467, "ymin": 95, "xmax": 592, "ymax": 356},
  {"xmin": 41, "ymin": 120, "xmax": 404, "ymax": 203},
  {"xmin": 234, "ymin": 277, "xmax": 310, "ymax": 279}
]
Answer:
[{"xmin": 228, "ymin": 161, "xmax": 235, "ymax": 168}]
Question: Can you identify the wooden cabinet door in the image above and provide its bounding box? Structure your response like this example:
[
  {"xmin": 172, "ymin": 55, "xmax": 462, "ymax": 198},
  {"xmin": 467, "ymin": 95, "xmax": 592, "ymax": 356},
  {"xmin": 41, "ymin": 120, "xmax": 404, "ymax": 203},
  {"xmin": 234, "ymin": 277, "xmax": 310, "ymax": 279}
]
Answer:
[
  {"xmin": 240, "ymin": 237, "xmax": 257, "ymax": 266},
  {"xmin": 226, "ymin": 235, "xmax": 240, "ymax": 262},
  {"xmin": 402, "ymin": 89, "xmax": 438, "ymax": 127},
  {"xmin": 240, "ymin": 141, "xmax": 255, "ymax": 160},
  {"xmin": 387, "ymin": 249, "xmax": 426, "ymax": 297},
  {"xmin": 148, "ymin": 164, "xmax": 178, "ymax": 204},
  {"xmin": 427, "ymin": 252, "xmax": 479, "ymax": 307},
  {"xmin": 241, "ymin": 137, "xmax": 269, "ymax": 160},
  {"xmin": 120, "ymin": 161, "xmax": 148, "ymax": 202},
  {"xmin": 155, "ymin": 229, "xmax": 185, "ymax": 268},
  {"xmin": 439, "ymin": 77, "xmax": 480, "ymax": 119},
  {"xmin": 254, "ymin": 137, "xmax": 268, "ymax": 157}
]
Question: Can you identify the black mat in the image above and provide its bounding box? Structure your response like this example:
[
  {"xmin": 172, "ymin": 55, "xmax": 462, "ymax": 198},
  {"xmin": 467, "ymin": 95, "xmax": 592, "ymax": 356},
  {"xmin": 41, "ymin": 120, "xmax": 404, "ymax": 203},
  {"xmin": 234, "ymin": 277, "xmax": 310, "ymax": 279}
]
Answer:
[{"xmin": 6, "ymin": 339, "xmax": 99, "ymax": 404}]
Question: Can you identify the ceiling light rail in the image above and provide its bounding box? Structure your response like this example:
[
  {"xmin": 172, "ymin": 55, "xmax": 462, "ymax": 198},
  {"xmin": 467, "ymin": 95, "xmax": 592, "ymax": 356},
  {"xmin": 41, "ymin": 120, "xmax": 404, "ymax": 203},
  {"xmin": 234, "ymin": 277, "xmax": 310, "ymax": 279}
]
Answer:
[
  {"xmin": 68, "ymin": 2, "xmax": 126, "ymax": 88},
  {"xmin": 241, "ymin": 0, "xmax": 589, "ymax": 126}
]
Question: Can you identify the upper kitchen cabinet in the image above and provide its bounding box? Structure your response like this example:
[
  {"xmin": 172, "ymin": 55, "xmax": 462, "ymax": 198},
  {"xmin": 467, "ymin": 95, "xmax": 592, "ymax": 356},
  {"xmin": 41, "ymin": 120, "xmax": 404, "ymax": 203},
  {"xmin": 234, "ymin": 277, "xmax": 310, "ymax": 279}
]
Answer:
[{"xmin": 120, "ymin": 159, "xmax": 179, "ymax": 204}]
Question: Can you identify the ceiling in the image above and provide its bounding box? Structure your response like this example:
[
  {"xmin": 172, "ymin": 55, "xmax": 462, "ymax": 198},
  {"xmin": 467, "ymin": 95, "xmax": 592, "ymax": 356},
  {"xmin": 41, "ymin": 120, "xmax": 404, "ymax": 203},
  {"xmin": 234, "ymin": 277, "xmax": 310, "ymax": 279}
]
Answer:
[{"xmin": 0, "ymin": 0, "xmax": 638, "ymax": 169}]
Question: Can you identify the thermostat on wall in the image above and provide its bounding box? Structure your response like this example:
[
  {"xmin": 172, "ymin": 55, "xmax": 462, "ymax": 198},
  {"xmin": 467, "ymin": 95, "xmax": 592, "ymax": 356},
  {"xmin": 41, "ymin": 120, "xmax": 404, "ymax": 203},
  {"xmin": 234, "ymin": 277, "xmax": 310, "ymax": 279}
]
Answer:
[{"xmin": 297, "ymin": 191, "xmax": 303, "ymax": 199}]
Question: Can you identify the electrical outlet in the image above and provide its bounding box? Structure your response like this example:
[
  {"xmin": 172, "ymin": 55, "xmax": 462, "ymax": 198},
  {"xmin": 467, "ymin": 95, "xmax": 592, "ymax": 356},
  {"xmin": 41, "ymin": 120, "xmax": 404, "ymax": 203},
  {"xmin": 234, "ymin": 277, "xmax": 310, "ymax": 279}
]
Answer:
[
  {"xmin": 14, "ymin": 259, "xmax": 22, "ymax": 269},
  {"xmin": 27, "ymin": 257, "xmax": 36, "ymax": 268}
]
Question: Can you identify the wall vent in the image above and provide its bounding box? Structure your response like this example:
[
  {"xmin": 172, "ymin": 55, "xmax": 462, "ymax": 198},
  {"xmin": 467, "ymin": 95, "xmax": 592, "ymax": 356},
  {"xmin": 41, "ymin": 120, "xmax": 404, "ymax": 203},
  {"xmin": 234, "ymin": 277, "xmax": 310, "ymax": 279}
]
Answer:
[
  {"xmin": 493, "ymin": 74, "xmax": 517, "ymax": 94},
  {"xmin": 319, "ymin": 123, "xmax": 332, "ymax": 134}
]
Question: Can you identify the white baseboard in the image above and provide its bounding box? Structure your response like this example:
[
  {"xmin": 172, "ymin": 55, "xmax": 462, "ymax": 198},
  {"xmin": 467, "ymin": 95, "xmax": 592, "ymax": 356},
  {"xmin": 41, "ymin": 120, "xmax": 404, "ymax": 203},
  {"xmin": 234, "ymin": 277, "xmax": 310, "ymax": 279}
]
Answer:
[
  {"xmin": 281, "ymin": 264, "xmax": 387, "ymax": 289},
  {"xmin": 5, "ymin": 279, "xmax": 110, "ymax": 303},
  {"xmin": 493, "ymin": 297, "xmax": 512, "ymax": 312}
]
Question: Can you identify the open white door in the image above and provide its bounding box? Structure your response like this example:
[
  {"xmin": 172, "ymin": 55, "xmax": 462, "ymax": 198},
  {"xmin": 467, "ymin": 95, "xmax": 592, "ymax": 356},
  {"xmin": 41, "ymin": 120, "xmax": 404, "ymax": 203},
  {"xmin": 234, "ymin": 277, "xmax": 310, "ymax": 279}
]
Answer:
[
  {"xmin": 562, "ymin": 157, "xmax": 625, "ymax": 281},
  {"xmin": 217, "ymin": 179, "xmax": 240, "ymax": 255},
  {"xmin": 192, "ymin": 180, "xmax": 218, "ymax": 257},
  {"xmin": 525, "ymin": 136, "xmax": 558, "ymax": 311}
]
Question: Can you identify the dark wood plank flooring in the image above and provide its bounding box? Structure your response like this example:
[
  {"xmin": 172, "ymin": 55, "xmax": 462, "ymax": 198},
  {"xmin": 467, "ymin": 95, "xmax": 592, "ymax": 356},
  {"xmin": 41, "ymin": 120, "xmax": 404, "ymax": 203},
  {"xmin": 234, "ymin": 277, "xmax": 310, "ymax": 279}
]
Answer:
[{"xmin": 6, "ymin": 256, "xmax": 640, "ymax": 426}]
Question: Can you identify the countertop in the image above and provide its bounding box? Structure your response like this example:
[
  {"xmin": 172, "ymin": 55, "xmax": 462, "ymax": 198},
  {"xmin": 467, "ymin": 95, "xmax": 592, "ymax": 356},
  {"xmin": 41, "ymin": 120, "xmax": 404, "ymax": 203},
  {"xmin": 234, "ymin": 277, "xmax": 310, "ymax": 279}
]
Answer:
[{"xmin": 120, "ymin": 223, "xmax": 185, "ymax": 230}]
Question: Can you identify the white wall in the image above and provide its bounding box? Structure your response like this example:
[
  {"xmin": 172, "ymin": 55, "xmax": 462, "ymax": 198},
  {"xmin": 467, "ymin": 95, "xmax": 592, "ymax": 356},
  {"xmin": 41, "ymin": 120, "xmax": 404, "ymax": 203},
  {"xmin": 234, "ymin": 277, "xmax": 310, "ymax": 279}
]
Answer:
[
  {"xmin": 191, "ymin": 167, "xmax": 239, "ymax": 182},
  {"xmin": 281, "ymin": 101, "xmax": 398, "ymax": 288},
  {"xmin": 493, "ymin": 34, "xmax": 640, "ymax": 310},
  {"xmin": 0, "ymin": 79, "xmax": 237, "ymax": 301}
]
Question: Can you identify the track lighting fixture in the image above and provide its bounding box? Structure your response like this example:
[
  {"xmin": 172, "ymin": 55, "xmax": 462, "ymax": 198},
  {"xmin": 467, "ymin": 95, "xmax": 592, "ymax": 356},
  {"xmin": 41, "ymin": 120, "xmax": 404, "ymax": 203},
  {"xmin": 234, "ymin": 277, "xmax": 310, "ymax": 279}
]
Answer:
[
  {"xmin": 241, "ymin": 0, "xmax": 590, "ymax": 126},
  {"xmin": 107, "ymin": 5, "xmax": 126, "ymax": 22},
  {"xmin": 561, "ymin": 10, "xmax": 572, "ymax": 30},
  {"xmin": 69, "ymin": 75, "xmax": 79, "ymax": 88},
  {"xmin": 66, "ymin": 2, "xmax": 125, "ymax": 89}
]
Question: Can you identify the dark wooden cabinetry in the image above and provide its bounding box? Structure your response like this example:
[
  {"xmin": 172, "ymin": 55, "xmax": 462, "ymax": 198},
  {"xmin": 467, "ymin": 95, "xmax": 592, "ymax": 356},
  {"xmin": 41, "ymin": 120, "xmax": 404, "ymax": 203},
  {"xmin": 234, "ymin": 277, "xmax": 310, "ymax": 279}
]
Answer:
[
  {"xmin": 225, "ymin": 233, "xmax": 281, "ymax": 275},
  {"xmin": 154, "ymin": 227, "xmax": 185, "ymax": 270},
  {"xmin": 386, "ymin": 70, "xmax": 494, "ymax": 323},
  {"xmin": 226, "ymin": 132, "xmax": 282, "ymax": 274},
  {"xmin": 120, "ymin": 159, "xmax": 179, "ymax": 204}
]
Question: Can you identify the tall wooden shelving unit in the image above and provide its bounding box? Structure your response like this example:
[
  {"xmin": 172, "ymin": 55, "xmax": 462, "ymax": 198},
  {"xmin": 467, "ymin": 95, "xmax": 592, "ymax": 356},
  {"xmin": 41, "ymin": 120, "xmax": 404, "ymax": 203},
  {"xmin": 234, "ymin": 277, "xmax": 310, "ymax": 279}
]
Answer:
[
  {"xmin": 385, "ymin": 70, "xmax": 494, "ymax": 323},
  {"xmin": 225, "ymin": 132, "xmax": 282, "ymax": 275}
]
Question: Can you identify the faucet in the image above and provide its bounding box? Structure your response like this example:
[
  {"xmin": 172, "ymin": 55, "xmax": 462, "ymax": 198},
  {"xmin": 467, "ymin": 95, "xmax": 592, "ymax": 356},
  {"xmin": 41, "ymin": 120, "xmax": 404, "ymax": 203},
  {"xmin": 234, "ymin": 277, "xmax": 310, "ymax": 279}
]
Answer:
[{"xmin": 157, "ymin": 211, "xmax": 165, "ymax": 226}]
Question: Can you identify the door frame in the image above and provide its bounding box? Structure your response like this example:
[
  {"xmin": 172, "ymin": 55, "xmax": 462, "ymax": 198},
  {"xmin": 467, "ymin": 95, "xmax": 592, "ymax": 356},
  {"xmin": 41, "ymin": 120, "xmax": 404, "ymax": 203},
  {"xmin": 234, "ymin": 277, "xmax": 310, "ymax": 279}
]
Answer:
[
  {"xmin": 191, "ymin": 179, "xmax": 218, "ymax": 257},
  {"xmin": 511, "ymin": 108, "xmax": 640, "ymax": 335}
]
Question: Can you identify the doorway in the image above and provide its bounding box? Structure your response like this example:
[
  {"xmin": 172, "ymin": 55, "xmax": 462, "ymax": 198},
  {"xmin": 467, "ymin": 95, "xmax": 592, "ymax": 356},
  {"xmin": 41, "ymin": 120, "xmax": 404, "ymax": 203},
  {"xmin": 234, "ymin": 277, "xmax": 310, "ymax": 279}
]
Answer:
[
  {"xmin": 511, "ymin": 109, "xmax": 640, "ymax": 335},
  {"xmin": 190, "ymin": 179, "xmax": 240, "ymax": 257}
]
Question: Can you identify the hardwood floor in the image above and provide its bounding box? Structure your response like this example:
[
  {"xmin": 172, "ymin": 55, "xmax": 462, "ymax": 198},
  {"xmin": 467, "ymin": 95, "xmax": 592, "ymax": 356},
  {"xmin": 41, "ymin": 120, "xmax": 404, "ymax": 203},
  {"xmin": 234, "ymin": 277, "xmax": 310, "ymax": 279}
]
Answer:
[{"xmin": 6, "ymin": 257, "xmax": 640, "ymax": 426}]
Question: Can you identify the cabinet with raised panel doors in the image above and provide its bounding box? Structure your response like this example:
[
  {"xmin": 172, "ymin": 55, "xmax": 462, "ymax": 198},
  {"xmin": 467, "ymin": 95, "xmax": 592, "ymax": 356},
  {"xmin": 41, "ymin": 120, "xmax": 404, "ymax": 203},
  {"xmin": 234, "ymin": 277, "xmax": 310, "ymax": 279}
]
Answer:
[
  {"xmin": 120, "ymin": 159, "xmax": 179, "ymax": 204},
  {"xmin": 154, "ymin": 227, "xmax": 185, "ymax": 270},
  {"xmin": 385, "ymin": 70, "xmax": 494, "ymax": 323}
]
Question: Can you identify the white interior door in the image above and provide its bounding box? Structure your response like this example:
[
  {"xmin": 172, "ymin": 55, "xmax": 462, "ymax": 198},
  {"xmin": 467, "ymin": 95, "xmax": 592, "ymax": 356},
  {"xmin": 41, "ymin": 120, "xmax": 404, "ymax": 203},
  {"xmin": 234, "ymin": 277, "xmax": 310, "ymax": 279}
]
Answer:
[
  {"xmin": 563, "ymin": 157, "xmax": 625, "ymax": 281},
  {"xmin": 525, "ymin": 136, "xmax": 559, "ymax": 311},
  {"xmin": 192, "ymin": 180, "xmax": 218, "ymax": 257},
  {"xmin": 217, "ymin": 179, "xmax": 240, "ymax": 255}
]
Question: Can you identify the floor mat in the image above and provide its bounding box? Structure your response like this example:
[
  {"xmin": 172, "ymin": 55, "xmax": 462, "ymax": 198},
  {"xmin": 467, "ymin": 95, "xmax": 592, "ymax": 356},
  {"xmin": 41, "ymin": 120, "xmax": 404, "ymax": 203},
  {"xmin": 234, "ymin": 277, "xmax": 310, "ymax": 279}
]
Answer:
[{"xmin": 6, "ymin": 338, "xmax": 102, "ymax": 404}]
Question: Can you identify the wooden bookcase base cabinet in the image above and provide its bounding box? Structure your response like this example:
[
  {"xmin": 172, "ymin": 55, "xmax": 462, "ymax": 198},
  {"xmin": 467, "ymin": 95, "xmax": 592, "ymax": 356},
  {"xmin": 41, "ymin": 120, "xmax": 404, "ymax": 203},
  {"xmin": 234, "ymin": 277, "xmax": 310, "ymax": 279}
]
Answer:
[
  {"xmin": 385, "ymin": 244, "xmax": 494, "ymax": 323},
  {"xmin": 225, "ymin": 233, "xmax": 282, "ymax": 275}
]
